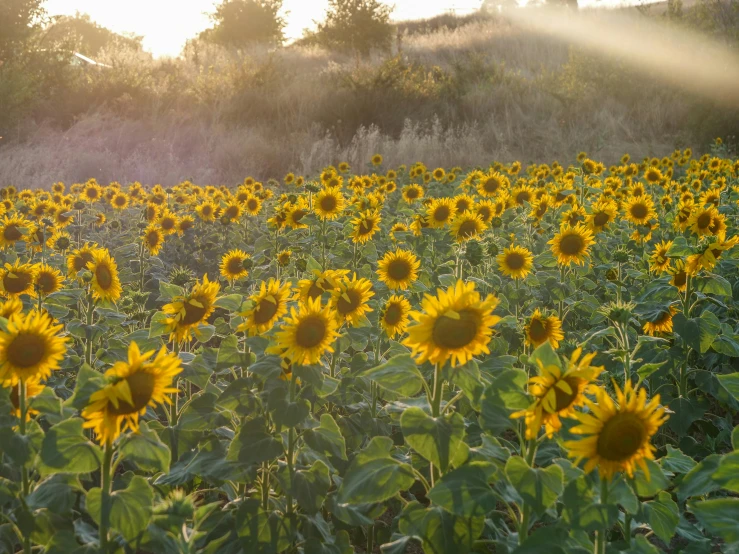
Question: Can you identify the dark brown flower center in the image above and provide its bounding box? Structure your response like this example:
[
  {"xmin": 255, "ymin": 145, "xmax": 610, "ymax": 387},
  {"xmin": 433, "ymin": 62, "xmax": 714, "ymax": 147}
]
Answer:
[
  {"xmin": 593, "ymin": 212, "xmax": 609, "ymax": 227},
  {"xmin": 320, "ymin": 195, "xmax": 337, "ymax": 212},
  {"xmin": 553, "ymin": 377, "xmax": 580, "ymax": 412},
  {"xmin": 182, "ymin": 297, "xmax": 208, "ymax": 325},
  {"xmin": 505, "ymin": 253, "xmax": 525, "ymax": 270},
  {"xmin": 383, "ymin": 303, "xmax": 403, "ymax": 326},
  {"xmin": 108, "ymin": 372, "xmax": 156, "ymax": 415},
  {"xmin": 387, "ymin": 259, "xmax": 411, "ymax": 282},
  {"xmin": 596, "ymin": 413, "xmax": 646, "ymax": 461},
  {"xmin": 696, "ymin": 212, "xmax": 712, "ymax": 229},
  {"xmin": 432, "ymin": 309, "xmax": 479, "ymax": 349},
  {"xmin": 295, "ymin": 315, "xmax": 327, "ymax": 348},
  {"xmin": 4, "ymin": 225, "xmax": 22, "ymax": 242},
  {"xmin": 7, "ymin": 333, "xmax": 45, "ymax": 368},
  {"xmin": 37, "ymin": 272, "xmax": 57, "ymax": 294},
  {"xmin": 96, "ymin": 264, "xmax": 113, "ymax": 290},
  {"xmin": 227, "ymin": 257, "xmax": 245, "ymax": 275},
  {"xmin": 559, "ymin": 234, "xmax": 585, "ymax": 256},
  {"xmin": 254, "ymin": 298, "xmax": 279, "ymax": 324},
  {"xmin": 4, "ymin": 271, "xmax": 32, "ymax": 294},
  {"xmin": 528, "ymin": 318, "xmax": 549, "ymax": 343},
  {"xmin": 337, "ymin": 289, "xmax": 361, "ymax": 315},
  {"xmin": 433, "ymin": 206, "xmax": 450, "ymax": 222},
  {"xmin": 630, "ymin": 203, "xmax": 648, "ymax": 220}
]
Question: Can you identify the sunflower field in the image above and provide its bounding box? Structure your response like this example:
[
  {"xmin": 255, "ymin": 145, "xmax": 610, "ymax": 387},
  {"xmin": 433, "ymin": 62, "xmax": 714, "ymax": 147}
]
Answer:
[{"xmin": 1, "ymin": 141, "xmax": 739, "ymax": 554}]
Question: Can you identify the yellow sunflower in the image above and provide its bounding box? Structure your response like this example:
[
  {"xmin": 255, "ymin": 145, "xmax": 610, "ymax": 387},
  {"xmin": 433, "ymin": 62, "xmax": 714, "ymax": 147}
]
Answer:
[
  {"xmin": 331, "ymin": 274, "xmax": 374, "ymax": 327},
  {"xmin": 402, "ymin": 184, "xmax": 424, "ymax": 204},
  {"xmin": 477, "ymin": 171, "xmax": 509, "ymax": 197},
  {"xmin": 285, "ymin": 201, "xmax": 310, "ymax": 230},
  {"xmin": 525, "ymin": 309, "xmax": 564, "ymax": 349},
  {"xmin": 87, "ymin": 249, "xmax": 122, "ymax": 303},
  {"xmin": 81, "ymin": 180, "xmax": 102, "ymax": 203},
  {"xmin": 0, "ymin": 310, "xmax": 67, "ymax": 383},
  {"xmin": 0, "ymin": 261, "xmax": 38, "ymax": 298},
  {"xmin": 244, "ymin": 195, "xmax": 263, "ymax": 216},
  {"xmin": 450, "ymin": 212, "xmax": 487, "ymax": 243},
  {"xmin": 277, "ymin": 249, "xmax": 292, "ymax": 267},
  {"xmin": 425, "ymin": 198, "xmax": 457, "ymax": 229},
  {"xmin": 686, "ymin": 235, "xmax": 739, "ymax": 273},
  {"xmin": 297, "ymin": 269, "xmax": 349, "ymax": 303},
  {"xmin": 67, "ymin": 243, "xmax": 100, "ymax": 277},
  {"xmin": 177, "ymin": 215, "xmax": 195, "ymax": 235},
  {"xmin": 35, "ymin": 264, "xmax": 64, "ymax": 297},
  {"xmin": 497, "ymin": 245, "xmax": 534, "ymax": 280},
  {"xmin": 142, "ymin": 225, "xmax": 165, "ymax": 256},
  {"xmin": 350, "ymin": 209, "xmax": 382, "ymax": 244},
  {"xmin": 643, "ymin": 305, "xmax": 677, "ymax": 336},
  {"xmin": 0, "ymin": 214, "xmax": 31, "ymax": 249},
  {"xmin": 270, "ymin": 297, "xmax": 340, "ymax": 365},
  {"xmin": 377, "ymin": 249, "xmax": 420, "ymax": 291},
  {"xmin": 157, "ymin": 209, "xmax": 179, "ymax": 235},
  {"xmin": 649, "ymin": 240, "xmax": 673, "ymax": 274},
  {"xmin": 220, "ymin": 249, "xmax": 250, "ymax": 282},
  {"xmin": 380, "ymin": 294, "xmax": 412, "ymax": 339},
  {"xmin": 314, "ymin": 187, "xmax": 345, "ymax": 220},
  {"xmin": 163, "ymin": 274, "xmax": 220, "ymax": 342},
  {"xmin": 82, "ymin": 342, "xmax": 181, "ymax": 445},
  {"xmin": 404, "ymin": 280, "xmax": 500, "ymax": 367},
  {"xmin": 668, "ymin": 259, "xmax": 688, "ymax": 291},
  {"xmin": 687, "ymin": 206, "xmax": 721, "ymax": 237},
  {"xmin": 564, "ymin": 381, "xmax": 668, "ymax": 480},
  {"xmin": 195, "ymin": 201, "xmax": 218, "ymax": 222},
  {"xmin": 0, "ymin": 297, "xmax": 23, "ymax": 319},
  {"xmin": 512, "ymin": 347, "xmax": 603, "ymax": 439},
  {"xmin": 110, "ymin": 192, "xmax": 129, "ymax": 210},
  {"xmin": 222, "ymin": 200, "xmax": 243, "ymax": 222},
  {"xmin": 549, "ymin": 224, "xmax": 595, "ymax": 266},
  {"xmin": 238, "ymin": 278, "xmax": 292, "ymax": 335},
  {"xmin": 624, "ymin": 195, "xmax": 656, "ymax": 226}
]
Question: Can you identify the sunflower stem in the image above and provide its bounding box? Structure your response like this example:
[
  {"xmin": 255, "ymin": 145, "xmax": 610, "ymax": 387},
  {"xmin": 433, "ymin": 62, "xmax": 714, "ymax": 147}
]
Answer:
[
  {"xmin": 84, "ymin": 291, "xmax": 95, "ymax": 367},
  {"xmin": 595, "ymin": 476, "xmax": 609, "ymax": 554},
  {"xmin": 431, "ymin": 363, "xmax": 443, "ymax": 419},
  {"xmin": 18, "ymin": 379, "xmax": 32, "ymax": 554},
  {"xmin": 99, "ymin": 440, "xmax": 113, "ymax": 554},
  {"xmin": 261, "ymin": 461, "xmax": 271, "ymax": 511},
  {"xmin": 286, "ymin": 372, "xmax": 297, "ymax": 517}
]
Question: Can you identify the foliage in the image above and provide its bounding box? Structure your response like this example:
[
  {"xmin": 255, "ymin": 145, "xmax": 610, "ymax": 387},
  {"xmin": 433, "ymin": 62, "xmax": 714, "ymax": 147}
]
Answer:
[
  {"xmin": 44, "ymin": 13, "xmax": 143, "ymax": 56},
  {"xmin": 315, "ymin": 0, "xmax": 394, "ymax": 57},
  {"xmin": 200, "ymin": 0, "xmax": 286, "ymax": 48}
]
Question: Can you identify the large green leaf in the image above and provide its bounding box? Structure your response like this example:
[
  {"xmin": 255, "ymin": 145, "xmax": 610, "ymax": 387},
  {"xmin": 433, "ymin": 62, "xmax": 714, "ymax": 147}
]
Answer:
[
  {"xmin": 505, "ymin": 457, "xmax": 563, "ymax": 516},
  {"xmin": 356, "ymin": 354, "xmax": 424, "ymax": 396},
  {"xmin": 303, "ymin": 413, "xmax": 348, "ymax": 467},
  {"xmin": 717, "ymin": 373, "xmax": 739, "ymax": 402},
  {"xmin": 427, "ymin": 462, "xmax": 498, "ymax": 517},
  {"xmin": 38, "ymin": 418, "xmax": 102, "ymax": 476},
  {"xmin": 87, "ymin": 475, "xmax": 154, "ymax": 543},
  {"xmin": 398, "ymin": 500, "xmax": 484, "ymax": 554},
  {"xmin": 479, "ymin": 368, "xmax": 529, "ymax": 434},
  {"xmin": 689, "ymin": 498, "xmax": 739, "ymax": 544},
  {"xmin": 672, "ymin": 311, "xmax": 720, "ymax": 353},
  {"xmin": 118, "ymin": 422, "xmax": 171, "ymax": 473},
  {"xmin": 645, "ymin": 492, "xmax": 678, "ymax": 544},
  {"xmin": 400, "ymin": 408, "xmax": 467, "ymax": 473},
  {"xmin": 293, "ymin": 460, "xmax": 331, "ymax": 514},
  {"xmin": 227, "ymin": 419, "xmax": 283, "ymax": 466}
]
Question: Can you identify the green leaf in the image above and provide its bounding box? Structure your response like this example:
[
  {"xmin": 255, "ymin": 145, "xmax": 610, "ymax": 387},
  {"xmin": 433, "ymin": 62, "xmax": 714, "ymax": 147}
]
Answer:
[
  {"xmin": 666, "ymin": 236, "xmax": 692, "ymax": 257},
  {"xmin": 356, "ymin": 354, "xmax": 424, "ymax": 396},
  {"xmin": 427, "ymin": 462, "xmax": 498, "ymax": 517},
  {"xmin": 118, "ymin": 422, "xmax": 170, "ymax": 473},
  {"xmin": 512, "ymin": 525, "xmax": 569, "ymax": 554},
  {"xmin": 87, "ymin": 475, "xmax": 153, "ymax": 543},
  {"xmin": 505, "ymin": 457, "xmax": 564, "ymax": 516},
  {"xmin": 689, "ymin": 498, "xmax": 739, "ymax": 543},
  {"xmin": 303, "ymin": 414, "xmax": 348, "ymax": 466},
  {"xmin": 158, "ymin": 281, "xmax": 183, "ymax": 301},
  {"xmin": 528, "ymin": 342, "xmax": 562, "ymax": 372},
  {"xmin": 398, "ymin": 501, "xmax": 484, "ymax": 554},
  {"xmin": 717, "ymin": 373, "xmax": 739, "ymax": 401},
  {"xmin": 148, "ymin": 311, "xmax": 169, "ymax": 338},
  {"xmin": 672, "ymin": 311, "xmax": 720, "ymax": 353},
  {"xmin": 661, "ymin": 445, "xmax": 697, "ymax": 474},
  {"xmin": 695, "ymin": 273, "xmax": 732, "ymax": 297},
  {"xmin": 214, "ymin": 293, "xmax": 244, "ymax": 312},
  {"xmin": 293, "ymin": 460, "xmax": 331, "ymax": 514},
  {"xmin": 38, "ymin": 418, "xmax": 102, "ymax": 476},
  {"xmin": 712, "ymin": 334, "xmax": 739, "ymax": 357},
  {"xmin": 633, "ymin": 459, "xmax": 669, "ymax": 497},
  {"xmin": 479, "ymin": 368, "xmax": 529, "ymax": 434},
  {"xmin": 675, "ymin": 454, "xmax": 722, "ymax": 502},
  {"xmin": 711, "ymin": 451, "xmax": 739, "ymax": 492},
  {"xmin": 645, "ymin": 491, "xmax": 679, "ymax": 544},
  {"xmin": 227, "ymin": 419, "xmax": 283, "ymax": 466},
  {"xmin": 66, "ymin": 364, "xmax": 107, "ymax": 410},
  {"xmin": 400, "ymin": 408, "xmax": 467, "ymax": 473}
]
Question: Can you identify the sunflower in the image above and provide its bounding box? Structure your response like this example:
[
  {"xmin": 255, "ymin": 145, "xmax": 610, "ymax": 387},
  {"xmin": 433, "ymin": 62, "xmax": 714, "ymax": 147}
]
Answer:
[
  {"xmin": 450, "ymin": 212, "xmax": 487, "ymax": 243},
  {"xmin": 67, "ymin": 243, "xmax": 101, "ymax": 277},
  {"xmin": 687, "ymin": 206, "xmax": 720, "ymax": 237},
  {"xmin": 195, "ymin": 201, "xmax": 218, "ymax": 222},
  {"xmin": 238, "ymin": 278, "xmax": 292, "ymax": 335},
  {"xmin": 688, "ymin": 235, "xmax": 739, "ymax": 273},
  {"xmin": 643, "ymin": 305, "xmax": 677, "ymax": 336},
  {"xmin": 453, "ymin": 194, "xmax": 475, "ymax": 214},
  {"xmin": 624, "ymin": 195, "xmax": 656, "ymax": 226},
  {"xmin": 331, "ymin": 274, "xmax": 374, "ymax": 327},
  {"xmin": 285, "ymin": 201, "xmax": 309, "ymax": 230},
  {"xmin": 0, "ymin": 297, "xmax": 23, "ymax": 319},
  {"xmin": 0, "ymin": 310, "xmax": 67, "ymax": 383},
  {"xmin": 87, "ymin": 249, "xmax": 122, "ymax": 303},
  {"xmin": 220, "ymin": 249, "xmax": 250, "ymax": 282},
  {"xmin": 142, "ymin": 225, "xmax": 165, "ymax": 256},
  {"xmin": 35, "ymin": 264, "xmax": 64, "ymax": 297},
  {"xmin": 425, "ymin": 198, "xmax": 457, "ymax": 229},
  {"xmin": 549, "ymin": 224, "xmax": 595, "ymax": 266},
  {"xmin": 511, "ymin": 184, "xmax": 534, "ymax": 206},
  {"xmin": 0, "ymin": 261, "xmax": 38, "ymax": 298},
  {"xmin": 5, "ymin": 378, "xmax": 45, "ymax": 421},
  {"xmin": 497, "ymin": 244, "xmax": 534, "ymax": 280},
  {"xmin": 477, "ymin": 172, "xmax": 509, "ymax": 197},
  {"xmin": 351, "ymin": 209, "xmax": 382, "ymax": 244},
  {"xmin": 668, "ymin": 259, "xmax": 688, "ymax": 291},
  {"xmin": 314, "ymin": 187, "xmax": 345, "ymax": 220},
  {"xmin": 512, "ymin": 347, "xmax": 603, "ymax": 439},
  {"xmin": 82, "ymin": 342, "xmax": 181, "ymax": 445},
  {"xmin": 163, "ymin": 274, "xmax": 220, "ymax": 342},
  {"xmin": 377, "ymin": 249, "xmax": 420, "ymax": 291},
  {"xmin": 222, "ymin": 200, "xmax": 243, "ymax": 222},
  {"xmin": 649, "ymin": 240, "xmax": 673, "ymax": 274},
  {"xmin": 588, "ymin": 199, "xmax": 618, "ymax": 233},
  {"xmin": 270, "ymin": 297, "xmax": 340, "ymax": 365},
  {"xmin": 474, "ymin": 199, "xmax": 495, "ymax": 224},
  {"xmin": 0, "ymin": 214, "xmax": 31, "ymax": 249},
  {"xmin": 297, "ymin": 269, "xmax": 349, "ymax": 303},
  {"xmin": 525, "ymin": 309, "xmax": 563, "ymax": 352},
  {"xmin": 157, "ymin": 210, "xmax": 179, "ymax": 235},
  {"xmin": 82, "ymin": 180, "xmax": 102, "ymax": 203},
  {"xmin": 402, "ymin": 184, "xmax": 424, "ymax": 204},
  {"xmin": 177, "ymin": 215, "xmax": 195, "ymax": 235},
  {"xmin": 243, "ymin": 195, "xmax": 262, "ymax": 216},
  {"xmin": 277, "ymin": 249, "xmax": 292, "ymax": 267},
  {"xmin": 371, "ymin": 154, "xmax": 383, "ymax": 166},
  {"xmin": 564, "ymin": 381, "xmax": 668, "ymax": 480},
  {"xmin": 110, "ymin": 192, "xmax": 129, "ymax": 211},
  {"xmin": 380, "ymin": 295, "xmax": 412, "ymax": 339},
  {"xmin": 403, "ymin": 280, "xmax": 500, "ymax": 367}
]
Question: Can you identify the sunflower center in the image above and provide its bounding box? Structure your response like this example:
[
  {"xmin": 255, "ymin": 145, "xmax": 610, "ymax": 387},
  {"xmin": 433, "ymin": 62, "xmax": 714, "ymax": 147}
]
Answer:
[
  {"xmin": 292, "ymin": 209, "xmax": 306, "ymax": 223},
  {"xmin": 505, "ymin": 253, "xmax": 525, "ymax": 270},
  {"xmin": 296, "ymin": 315, "xmax": 327, "ymax": 348},
  {"xmin": 383, "ymin": 303, "xmax": 403, "ymax": 326},
  {"xmin": 75, "ymin": 252, "xmax": 95, "ymax": 272},
  {"xmin": 553, "ymin": 377, "xmax": 580, "ymax": 412},
  {"xmin": 559, "ymin": 234, "xmax": 585, "ymax": 255},
  {"xmin": 457, "ymin": 201, "xmax": 471, "ymax": 212},
  {"xmin": 406, "ymin": 188, "xmax": 419, "ymax": 199},
  {"xmin": 483, "ymin": 178, "xmax": 500, "ymax": 193},
  {"xmin": 115, "ymin": 196, "xmax": 126, "ymax": 206},
  {"xmin": 162, "ymin": 217, "xmax": 175, "ymax": 230},
  {"xmin": 457, "ymin": 220, "xmax": 479, "ymax": 239},
  {"xmin": 96, "ymin": 264, "xmax": 113, "ymax": 290},
  {"xmin": 108, "ymin": 372, "xmax": 156, "ymax": 415},
  {"xmin": 357, "ymin": 219, "xmax": 375, "ymax": 235},
  {"xmin": 6, "ymin": 333, "xmax": 46, "ymax": 368},
  {"xmin": 4, "ymin": 225, "xmax": 22, "ymax": 241},
  {"xmin": 37, "ymin": 272, "xmax": 57, "ymax": 294},
  {"xmin": 516, "ymin": 191, "xmax": 530, "ymax": 204},
  {"xmin": 477, "ymin": 206, "xmax": 491, "ymax": 221},
  {"xmin": 253, "ymin": 298, "xmax": 279, "ymax": 324},
  {"xmin": 337, "ymin": 289, "xmax": 361, "ymax": 315},
  {"xmin": 227, "ymin": 257, "xmax": 244, "ymax": 275},
  {"xmin": 432, "ymin": 309, "xmax": 479, "ymax": 349},
  {"xmin": 182, "ymin": 298, "xmax": 208, "ymax": 325},
  {"xmin": 387, "ymin": 259, "xmax": 411, "ymax": 282},
  {"xmin": 528, "ymin": 318, "xmax": 549, "ymax": 343},
  {"xmin": 593, "ymin": 212, "xmax": 609, "ymax": 227},
  {"xmin": 630, "ymin": 204, "xmax": 648, "ymax": 220},
  {"xmin": 433, "ymin": 206, "xmax": 450, "ymax": 222},
  {"xmin": 673, "ymin": 270, "xmax": 687, "ymax": 288},
  {"xmin": 247, "ymin": 199, "xmax": 258, "ymax": 210},
  {"xmin": 596, "ymin": 412, "xmax": 647, "ymax": 462},
  {"xmin": 147, "ymin": 232, "xmax": 160, "ymax": 247},
  {"xmin": 4, "ymin": 272, "xmax": 32, "ymax": 294},
  {"xmin": 696, "ymin": 212, "xmax": 712, "ymax": 229},
  {"xmin": 320, "ymin": 195, "xmax": 337, "ymax": 212}
]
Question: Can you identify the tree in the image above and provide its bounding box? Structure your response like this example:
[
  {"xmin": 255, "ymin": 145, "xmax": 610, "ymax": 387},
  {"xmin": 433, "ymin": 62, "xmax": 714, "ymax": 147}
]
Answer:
[
  {"xmin": 44, "ymin": 13, "xmax": 143, "ymax": 56},
  {"xmin": 0, "ymin": 0, "xmax": 45, "ymax": 61},
  {"xmin": 315, "ymin": 0, "xmax": 394, "ymax": 57},
  {"xmin": 200, "ymin": 0, "xmax": 286, "ymax": 49}
]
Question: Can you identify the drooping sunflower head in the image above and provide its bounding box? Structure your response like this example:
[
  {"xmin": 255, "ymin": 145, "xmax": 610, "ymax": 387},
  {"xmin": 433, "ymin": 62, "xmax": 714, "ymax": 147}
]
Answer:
[
  {"xmin": 425, "ymin": 198, "xmax": 457, "ymax": 229},
  {"xmin": 314, "ymin": 187, "xmax": 345, "ymax": 220},
  {"xmin": 497, "ymin": 244, "xmax": 534, "ymax": 280},
  {"xmin": 67, "ymin": 243, "xmax": 101, "ymax": 277},
  {"xmin": 649, "ymin": 240, "xmax": 673, "ymax": 274},
  {"xmin": 564, "ymin": 381, "xmax": 669, "ymax": 480},
  {"xmin": 0, "ymin": 214, "xmax": 31, "ymax": 249},
  {"xmin": 450, "ymin": 212, "xmax": 487, "ymax": 243},
  {"xmin": 351, "ymin": 209, "xmax": 382, "ymax": 244},
  {"xmin": 177, "ymin": 215, "xmax": 195, "ymax": 235},
  {"xmin": 297, "ymin": 269, "xmax": 349, "ymax": 303},
  {"xmin": 512, "ymin": 346, "xmax": 603, "ymax": 439},
  {"xmin": 0, "ymin": 310, "xmax": 67, "ymax": 384},
  {"xmin": 35, "ymin": 263, "xmax": 64, "ymax": 297},
  {"xmin": 549, "ymin": 224, "xmax": 595, "ymax": 266},
  {"xmin": 525, "ymin": 308, "xmax": 564, "ymax": 349},
  {"xmin": 87, "ymin": 249, "xmax": 122, "ymax": 303},
  {"xmin": 687, "ymin": 206, "xmax": 720, "ymax": 237},
  {"xmin": 238, "ymin": 278, "xmax": 292, "ymax": 335},
  {"xmin": 377, "ymin": 249, "xmax": 420, "ymax": 291},
  {"xmin": 380, "ymin": 294, "xmax": 412, "ymax": 339},
  {"xmin": 82, "ymin": 342, "xmax": 182, "ymax": 445},
  {"xmin": 269, "ymin": 297, "xmax": 340, "ymax": 366},
  {"xmin": 0, "ymin": 260, "xmax": 38, "ymax": 298},
  {"xmin": 403, "ymin": 280, "xmax": 501, "ymax": 368},
  {"xmin": 142, "ymin": 225, "xmax": 165, "ymax": 256},
  {"xmin": 220, "ymin": 249, "xmax": 251, "ymax": 282},
  {"xmin": 163, "ymin": 274, "xmax": 220, "ymax": 342},
  {"xmin": 331, "ymin": 274, "xmax": 374, "ymax": 327},
  {"xmin": 642, "ymin": 305, "xmax": 677, "ymax": 336}
]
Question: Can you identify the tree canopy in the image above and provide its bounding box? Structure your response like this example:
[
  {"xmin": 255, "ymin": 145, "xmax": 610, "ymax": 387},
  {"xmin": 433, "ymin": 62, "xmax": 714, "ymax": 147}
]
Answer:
[
  {"xmin": 200, "ymin": 0, "xmax": 286, "ymax": 48},
  {"xmin": 315, "ymin": 0, "xmax": 394, "ymax": 57}
]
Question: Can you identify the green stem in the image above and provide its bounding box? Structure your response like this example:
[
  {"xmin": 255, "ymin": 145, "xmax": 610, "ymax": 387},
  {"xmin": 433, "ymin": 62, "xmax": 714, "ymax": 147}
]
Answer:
[
  {"xmin": 286, "ymin": 372, "xmax": 297, "ymax": 516},
  {"xmin": 431, "ymin": 363, "xmax": 443, "ymax": 418},
  {"xmin": 623, "ymin": 512, "xmax": 632, "ymax": 547},
  {"xmin": 261, "ymin": 461, "xmax": 270, "ymax": 511},
  {"xmin": 84, "ymin": 291, "xmax": 95, "ymax": 367},
  {"xmin": 367, "ymin": 524, "xmax": 374, "ymax": 554},
  {"xmin": 99, "ymin": 440, "xmax": 113, "ymax": 554},
  {"xmin": 18, "ymin": 380, "xmax": 31, "ymax": 554},
  {"xmin": 595, "ymin": 476, "xmax": 609, "ymax": 554}
]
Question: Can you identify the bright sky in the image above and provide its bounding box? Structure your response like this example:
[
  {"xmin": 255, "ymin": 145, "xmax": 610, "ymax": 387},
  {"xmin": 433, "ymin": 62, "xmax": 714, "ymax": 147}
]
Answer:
[{"xmin": 44, "ymin": 0, "xmax": 485, "ymax": 57}]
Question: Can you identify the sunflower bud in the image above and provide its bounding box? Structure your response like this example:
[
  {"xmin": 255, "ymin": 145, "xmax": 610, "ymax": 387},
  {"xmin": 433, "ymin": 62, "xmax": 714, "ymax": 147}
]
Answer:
[
  {"xmin": 220, "ymin": 215, "xmax": 231, "ymax": 226},
  {"xmin": 296, "ymin": 258, "xmax": 308, "ymax": 272},
  {"xmin": 305, "ymin": 182, "xmax": 320, "ymax": 193},
  {"xmin": 613, "ymin": 247, "xmax": 630, "ymax": 263},
  {"xmin": 73, "ymin": 201, "xmax": 86, "ymax": 210},
  {"xmin": 55, "ymin": 236, "xmax": 71, "ymax": 251},
  {"xmin": 110, "ymin": 220, "xmax": 121, "ymax": 230},
  {"xmin": 287, "ymin": 194, "xmax": 298, "ymax": 204},
  {"xmin": 491, "ymin": 217, "xmax": 503, "ymax": 228},
  {"xmin": 465, "ymin": 241, "xmax": 484, "ymax": 267},
  {"xmin": 487, "ymin": 243, "xmax": 500, "ymax": 257}
]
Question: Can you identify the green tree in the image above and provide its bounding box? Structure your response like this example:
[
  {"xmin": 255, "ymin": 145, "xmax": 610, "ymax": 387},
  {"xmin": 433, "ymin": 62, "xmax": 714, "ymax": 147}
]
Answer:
[
  {"xmin": 44, "ymin": 13, "xmax": 143, "ymax": 56},
  {"xmin": 316, "ymin": 0, "xmax": 394, "ymax": 57},
  {"xmin": 0, "ymin": 0, "xmax": 45, "ymax": 61},
  {"xmin": 200, "ymin": 0, "xmax": 286, "ymax": 48}
]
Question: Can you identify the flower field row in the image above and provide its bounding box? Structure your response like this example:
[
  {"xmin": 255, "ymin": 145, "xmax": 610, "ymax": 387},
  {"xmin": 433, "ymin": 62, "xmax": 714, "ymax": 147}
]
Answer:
[{"xmin": 1, "ymin": 142, "xmax": 739, "ymax": 553}]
